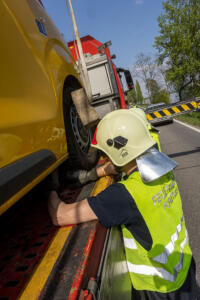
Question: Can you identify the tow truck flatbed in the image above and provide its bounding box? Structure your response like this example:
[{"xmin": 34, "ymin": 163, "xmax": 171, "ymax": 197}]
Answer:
[{"xmin": 0, "ymin": 171, "xmax": 114, "ymax": 300}]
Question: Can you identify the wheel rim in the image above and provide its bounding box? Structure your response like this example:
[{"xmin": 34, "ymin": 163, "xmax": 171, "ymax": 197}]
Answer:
[{"xmin": 70, "ymin": 105, "xmax": 90, "ymax": 153}]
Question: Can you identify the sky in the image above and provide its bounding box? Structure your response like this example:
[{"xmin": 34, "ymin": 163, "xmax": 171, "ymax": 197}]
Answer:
[{"xmin": 43, "ymin": 0, "xmax": 164, "ymax": 72}]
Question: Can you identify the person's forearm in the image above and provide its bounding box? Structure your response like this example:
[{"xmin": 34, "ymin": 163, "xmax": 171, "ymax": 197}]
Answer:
[
  {"xmin": 78, "ymin": 168, "xmax": 98, "ymax": 184},
  {"xmin": 48, "ymin": 192, "xmax": 98, "ymax": 226},
  {"xmin": 72, "ymin": 165, "xmax": 109, "ymax": 186},
  {"xmin": 60, "ymin": 162, "xmax": 117, "ymax": 188}
]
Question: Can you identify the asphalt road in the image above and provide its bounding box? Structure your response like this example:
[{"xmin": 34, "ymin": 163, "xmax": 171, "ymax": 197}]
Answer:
[{"xmin": 158, "ymin": 120, "xmax": 200, "ymax": 284}]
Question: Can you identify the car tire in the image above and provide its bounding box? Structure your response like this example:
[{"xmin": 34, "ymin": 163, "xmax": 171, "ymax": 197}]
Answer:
[{"xmin": 62, "ymin": 87, "xmax": 100, "ymax": 171}]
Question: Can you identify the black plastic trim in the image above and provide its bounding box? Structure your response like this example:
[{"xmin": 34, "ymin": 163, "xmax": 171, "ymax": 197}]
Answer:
[{"xmin": 0, "ymin": 150, "xmax": 57, "ymax": 206}]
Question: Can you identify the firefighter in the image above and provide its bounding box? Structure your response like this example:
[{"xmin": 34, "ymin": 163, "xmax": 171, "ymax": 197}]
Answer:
[
  {"xmin": 130, "ymin": 107, "xmax": 162, "ymax": 151},
  {"xmin": 48, "ymin": 110, "xmax": 199, "ymax": 299}
]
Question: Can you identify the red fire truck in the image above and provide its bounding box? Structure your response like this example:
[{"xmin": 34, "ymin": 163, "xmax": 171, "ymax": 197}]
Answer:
[{"xmin": 68, "ymin": 35, "xmax": 134, "ymax": 117}]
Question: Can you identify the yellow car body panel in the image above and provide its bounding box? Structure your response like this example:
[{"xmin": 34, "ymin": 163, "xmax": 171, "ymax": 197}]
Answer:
[{"xmin": 0, "ymin": 0, "xmax": 82, "ymax": 214}]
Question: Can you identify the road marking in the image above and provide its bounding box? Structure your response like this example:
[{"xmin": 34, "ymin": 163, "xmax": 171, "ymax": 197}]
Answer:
[{"xmin": 174, "ymin": 119, "xmax": 200, "ymax": 133}]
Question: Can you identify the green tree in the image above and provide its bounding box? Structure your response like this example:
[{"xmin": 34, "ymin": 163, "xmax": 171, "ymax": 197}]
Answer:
[
  {"xmin": 146, "ymin": 78, "xmax": 159, "ymax": 102},
  {"xmin": 146, "ymin": 78, "xmax": 170, "ymax": 104},
  {"xmin": 127, "ymin": 86, "xmax": 137, "ymax": 105},
  {"xmin": 133, "ymin": 53, "xmax": 157, "ymax": 101},
  {"xmin": 154, "ymin": 0, "xmax": 200, "ymax": 101},
  {"xmin": 154, "ymin": 89, "xmax": 170, "ymax": 104},
  {"xmin": 135, "ymin": 80, "xmax": 144, "ymax": 104}
]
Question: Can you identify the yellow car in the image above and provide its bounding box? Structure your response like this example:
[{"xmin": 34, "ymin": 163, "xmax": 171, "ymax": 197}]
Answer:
[{"xmin": 0, "ymin": 0, "xmax": 96, "ymax": 215}]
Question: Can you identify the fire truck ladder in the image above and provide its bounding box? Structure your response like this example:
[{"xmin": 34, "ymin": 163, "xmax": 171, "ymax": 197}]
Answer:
[{"xmin": 145, "ymin": 97, "xmax": 200, "ymax": 124}]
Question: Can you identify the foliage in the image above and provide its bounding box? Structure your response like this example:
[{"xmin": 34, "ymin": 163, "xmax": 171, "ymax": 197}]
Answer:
[
  {"xmin": 175, "ymin": 112, "xmax": 200, "ymax": 127},
  {"xmin": 156, "ymin": 63, "xmax": 172, "ymax": 93},
  {"xmin": 146, "ymin": 78, "xmax": 170, "ymax": 104},
  {"xmin": 135, "ymin": 80, "xmax": 144, "ymax": 103},
  {"xmin": 146, "ymin": 79, "xmax": 159, "ymax": 99},
  {"xmin": 127, "ymin": 86, "xmax": 137, "ymax": 105},
  {"xmin": 133, "ymin": 53, "xmax": 171, "ymax": 102},
  {"xmin": 153, "ymin": 88, "xmax": 170, "ymax": 104},
  {"xmin": 127, "ymin": 81, "xmax": 144, "ymax": 104},
  {"xmin": 154, "ymin": 0, "xmax": 200, "ymax": 100},
  {"xmin": 133, "ymin": 53, "xmax": 157, "ymax": 101}
]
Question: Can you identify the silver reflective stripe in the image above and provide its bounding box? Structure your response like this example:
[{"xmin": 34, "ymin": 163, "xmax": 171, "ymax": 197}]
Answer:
[
  {"xmin": 127, "ymin": 262, "xmax": 175, "ymax": 282},
  {"xmin": 175, "ymin": 229, "xmax": 188, "ymax": 272},
  {"xmin": 124, "ymin": 238, "xmax": 137, "ymax": 250},
  {"xmin": 127, "ymin": 230, "xmax": 189, "ymax": 282},
  {"xmin": 153, "ymin": 216, "xmax": 184, "ymax": 264}
]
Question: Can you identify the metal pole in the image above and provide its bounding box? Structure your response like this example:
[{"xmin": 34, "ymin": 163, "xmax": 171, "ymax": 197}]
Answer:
[{"xmin": 67, "ymin": 0, "xmax": 93, "ymax": 101}]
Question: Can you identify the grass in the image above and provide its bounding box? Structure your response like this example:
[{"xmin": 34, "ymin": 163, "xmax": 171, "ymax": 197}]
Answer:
[{"xmin": 175, "ymin": 111, "xmax": 200, "ymax": 128}]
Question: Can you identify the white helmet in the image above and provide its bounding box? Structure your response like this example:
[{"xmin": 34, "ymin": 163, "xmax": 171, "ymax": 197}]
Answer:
[
  {"xmin": 130, "ymin": 107, "xmax": 159, "ymax": 132},
  {"xmin": 91, "ymin": 109, "xmax": 156, "ymax": 167},
  {"xmin": 92, "ymin": 109, "xmax": 177, "ymax": 182},
  {"xmin": 130, "ymin": 107, "xmax": 149, "ymax": 126}
]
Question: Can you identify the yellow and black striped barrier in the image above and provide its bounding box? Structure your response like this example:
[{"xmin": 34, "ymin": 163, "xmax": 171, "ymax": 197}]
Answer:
[{"xmin": 146, "ymin": 98, "xmax": 200, "ymax": 123}]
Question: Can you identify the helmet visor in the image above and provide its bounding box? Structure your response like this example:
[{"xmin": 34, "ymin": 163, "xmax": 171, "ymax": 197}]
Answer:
[{"xmin": 136, "ymin": 147, "xmax": 177, "ymax": 183}]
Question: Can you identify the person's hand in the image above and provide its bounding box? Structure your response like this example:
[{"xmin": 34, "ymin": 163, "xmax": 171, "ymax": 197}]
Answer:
[
  {"xmin": 97, "ymin": 161, "xmax": 118, "ymax": 177},
  {"xmin": 104, "ymin": 161, "xmax": 118, "ymax": 176}
]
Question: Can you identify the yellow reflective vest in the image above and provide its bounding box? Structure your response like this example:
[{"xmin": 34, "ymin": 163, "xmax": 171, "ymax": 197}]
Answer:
[
  {"xmin": 150, "ymin": 130, "xmax": 161, "ymax": 151},
  {"xmin": 120, "ymin": 171, "xmax": 192, "ymax": 293},
  {"xmin": 148, "ymin": 125, "xmax": 161, "ymax": 151}
]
